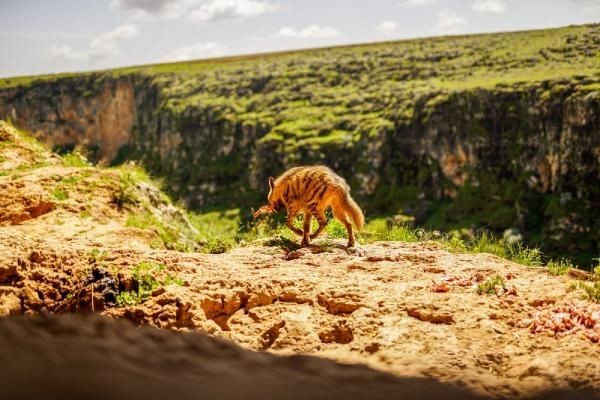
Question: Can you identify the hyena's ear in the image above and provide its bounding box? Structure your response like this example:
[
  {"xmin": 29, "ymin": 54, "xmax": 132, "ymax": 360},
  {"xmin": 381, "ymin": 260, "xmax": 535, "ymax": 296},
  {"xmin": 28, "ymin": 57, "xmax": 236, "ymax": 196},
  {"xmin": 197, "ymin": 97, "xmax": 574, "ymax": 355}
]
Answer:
[{"xmin": 268, "ymin": 176, "xmax": 275, "ymax": 190}]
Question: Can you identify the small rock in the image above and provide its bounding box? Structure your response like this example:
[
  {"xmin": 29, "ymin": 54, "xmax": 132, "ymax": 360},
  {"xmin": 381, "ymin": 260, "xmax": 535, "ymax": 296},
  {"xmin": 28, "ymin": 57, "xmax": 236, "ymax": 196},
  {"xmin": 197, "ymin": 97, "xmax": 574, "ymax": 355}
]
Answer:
[
  {"xmin": 284, "ymin": 248, "xmax": 311, "ymax": 260},
  {"xmin": 346, "ymin": 247, "xmax": 365, "ymax": 256},
  {"xmin": 567, "ymin": 268, "xmax": 589, "ymax": 280},
  {"xmin": 223, "ymin": 293, "xmax": 241, "ymax": 315},
  {"xmin": 407, "ymin": 306, "xmax": 454, "ymax": 325},
  {"xmin": 21, "ymin": 286, "xmax": 42, "ymax": 310},
  {"xmin": 317, "ymin": 292, "xmax": 362, "ymax": 315},
  {"xmin": 319, "ymin": 320, "xmax": 353, "ymax": 344},
  {"xmin": 364, "ymin": 342, "xmax": 380, "ymax": 353},
  {"xmin": 0, "ymin": 287, "xmax": 21, "ymax": 316},
  {"xmin": 0, "ymin": 264, "xmax": 17, "ymax": 283},
  {"xmin": 431, "ymin": 281, "xmax": 450, "ymax": 293}
]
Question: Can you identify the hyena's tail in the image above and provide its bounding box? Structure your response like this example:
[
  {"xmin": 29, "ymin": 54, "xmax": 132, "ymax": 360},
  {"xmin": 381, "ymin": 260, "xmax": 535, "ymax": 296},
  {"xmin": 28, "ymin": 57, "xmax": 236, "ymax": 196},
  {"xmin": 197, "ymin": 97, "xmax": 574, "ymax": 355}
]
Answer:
[{"xmin": 339, "ymin": 192, "xmax": 364, "ymax": 230}]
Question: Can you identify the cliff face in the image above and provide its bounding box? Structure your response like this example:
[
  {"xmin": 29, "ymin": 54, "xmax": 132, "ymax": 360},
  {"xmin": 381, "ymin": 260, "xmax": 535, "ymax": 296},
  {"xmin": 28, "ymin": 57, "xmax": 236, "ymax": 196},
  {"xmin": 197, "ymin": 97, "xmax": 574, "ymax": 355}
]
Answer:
[
  {"xmin": 0, "ymin": 76, "xmax": 136, "ymax": 163},
  {"xmin": 1, "ymin": 24, "xmax": 599, "ymax": 264}
]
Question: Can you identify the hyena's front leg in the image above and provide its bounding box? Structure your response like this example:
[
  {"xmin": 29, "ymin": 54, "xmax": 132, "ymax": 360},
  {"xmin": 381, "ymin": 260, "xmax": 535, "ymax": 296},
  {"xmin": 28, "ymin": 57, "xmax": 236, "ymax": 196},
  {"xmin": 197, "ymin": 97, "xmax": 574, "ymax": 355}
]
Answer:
[
  {"xmin": 301, "ymin": 213, "xmax": 312, "ymax": 246},
  {"xmin": 286, "ymin": 208, "xmax": 303, "ymax": 237},
  {"xmin": 309, "ymin": 209, "xmax": 328, "ymax": 240}
]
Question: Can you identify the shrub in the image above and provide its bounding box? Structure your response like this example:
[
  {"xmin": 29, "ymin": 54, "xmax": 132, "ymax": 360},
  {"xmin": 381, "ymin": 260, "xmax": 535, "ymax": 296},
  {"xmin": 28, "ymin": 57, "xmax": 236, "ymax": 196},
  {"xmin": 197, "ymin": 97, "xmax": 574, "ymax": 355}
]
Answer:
[
  {"xmin": 477, "ymin": 275, "xmax": 506, "ymax": 295},
  {"xmin": 61, "ymin": 151, "xmax": 90, "ymax": 167},
  {"xmin": 547, "ymin": 258, "xmax": 573, "ymax": 276},
  {"xmin": 202, "ymin": 238, "xmax": 234, "ymax": 254},
  {"xmin": 116, "ymin": 261, "xmax": 184, "ymax": 307}
]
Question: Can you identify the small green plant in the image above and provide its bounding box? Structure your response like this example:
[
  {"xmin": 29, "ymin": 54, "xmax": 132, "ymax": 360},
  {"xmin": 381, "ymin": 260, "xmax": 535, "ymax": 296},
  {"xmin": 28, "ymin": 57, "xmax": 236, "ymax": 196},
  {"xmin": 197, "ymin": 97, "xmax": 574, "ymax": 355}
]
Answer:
[
  {"xmin": 52, "ymin": 188, "xmax": 68, "ymax": 201},
  {"xmin": 325, "ymin": 219, "xmax": 348, "ymax": 239},
  {"xmin": 359, "ymin": 220, "xmax": 420, "ymax": 243},
  {"xmin": 445, "ymin": 233, "xmax": 468, "ymax": 253},
  {"xmin": 112, "ymin": 172, "xmax": 138, "ymax": 208},
  {"xmin": 568, "ymin": 262, "xmax": 600, "ymax": 303},
  {"xmin": 115, "ymin": 261, "xmax": 184, "ymax": 307},
  {"xmin": 163, "ymin": 275, "xmax": 185, "ymax": 286},
  {"xmin": 569, "ymin": 281, "xmax": 600, "ymax": 303},
  {"xmin": 477, "ymin": 275, "xmax": 506, "ymax": 295},
  {"xmin": 503, "ymin": 244, "xmax": 542, "ymax": 267},
  {"xmin": 61, "ymin": 151, "xmax": 90, "ymax": 167},
  {"xmin": 88, "ymin": 248, "xmax": 108, "ymax": 263},
  {"xmin": 547, "ymin": 258, "xmax": 573, "ymax": 276},
  {"xmin": 132, "ymin": 261, "xmax": 163, "ymax": 292},
  {"xmin": 115, "ymin": 291, "xmax": 142, "ymax": 307},
  {"xmin": 202, "ymin": 237, "xmax": 234, "ymax": 254}
]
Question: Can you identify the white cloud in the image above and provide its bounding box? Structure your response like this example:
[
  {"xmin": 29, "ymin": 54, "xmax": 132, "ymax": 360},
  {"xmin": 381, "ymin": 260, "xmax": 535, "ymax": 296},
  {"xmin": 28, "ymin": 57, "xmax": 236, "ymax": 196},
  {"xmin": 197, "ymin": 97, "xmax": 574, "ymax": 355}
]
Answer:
[
  {"xmin": 187, "ymin": 0, "xmax": 279, "ymax": 21},
  {"xmin": 46, "ymin": 45, "xmax": 86, "ymax": 61},
  {"xmin": 111, "ymin": 0, "xmax": 279, "ymax": 21},
  {"xmin": 45, "ymin": 24, "xmax": 139, "ymax": 63},
  {"xmin": 472, "ymin": 0, "xmax": 506, "ymax": 14},
  {"xmin": 435, "ymin": 10, "xmax": 466, "ymax": 34},
  {"xmin": 110, "ymin": 0, "xmax": 183, "ymax": 14},
  {"xmin": 376, "ymin": 21, "xmax": 398, "ymax": 36},
  {"xmin": 399, "ymin": 0, "xmax": 435, "ymax": 6},
  {"xmin": 97, "ymin": 24, "xmax": 139, "ymax": 41},
  {"xmin": 275, "ymin": 25, "xmax": 339, "ymax": 39},
  {"xmin": 161, "ymin": 42, "xmax": 227, "ymax": 62}
]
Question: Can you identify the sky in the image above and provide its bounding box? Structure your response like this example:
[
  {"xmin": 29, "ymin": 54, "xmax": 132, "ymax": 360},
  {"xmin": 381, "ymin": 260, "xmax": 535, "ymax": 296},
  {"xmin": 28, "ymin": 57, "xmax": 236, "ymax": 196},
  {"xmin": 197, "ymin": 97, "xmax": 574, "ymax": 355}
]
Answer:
[{"xmin": 0, "ymin": 0, "xmax": 599, "ymax": 78}]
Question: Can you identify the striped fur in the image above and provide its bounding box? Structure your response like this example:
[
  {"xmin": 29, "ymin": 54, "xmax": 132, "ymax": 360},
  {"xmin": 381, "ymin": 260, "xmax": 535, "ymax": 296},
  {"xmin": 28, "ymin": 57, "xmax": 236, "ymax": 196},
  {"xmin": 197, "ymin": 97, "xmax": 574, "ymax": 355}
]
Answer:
[{"xmin": 266, "ymin": 165, "xmax": 365, "ymax": 247}]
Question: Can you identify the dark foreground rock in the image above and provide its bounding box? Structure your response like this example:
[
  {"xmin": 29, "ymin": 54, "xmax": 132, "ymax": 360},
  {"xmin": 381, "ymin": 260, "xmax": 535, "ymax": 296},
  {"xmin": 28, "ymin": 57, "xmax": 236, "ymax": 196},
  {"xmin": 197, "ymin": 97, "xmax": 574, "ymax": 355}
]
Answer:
[{"xmin": 2, "ymin": 314, "xmax": 597, "ymax": 400}]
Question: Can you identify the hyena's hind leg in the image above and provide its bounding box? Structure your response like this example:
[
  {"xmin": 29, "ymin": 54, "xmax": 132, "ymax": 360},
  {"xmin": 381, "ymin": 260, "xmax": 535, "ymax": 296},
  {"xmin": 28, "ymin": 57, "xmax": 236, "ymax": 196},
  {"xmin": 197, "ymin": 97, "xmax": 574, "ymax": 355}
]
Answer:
[
  {"xmin": 286, "ymin": 208, "xmax": 303, "ymax": 237},
  {"xmin": 301, "ymin": 213, "xmax": 312, "ymax": 246},
  {"xmin": 309, "ymin": 208, "xmax": 328, "ymax": 240},
  {"xmin": 331, "ymin": 205, "xmax": 355, "ymax": 247}
]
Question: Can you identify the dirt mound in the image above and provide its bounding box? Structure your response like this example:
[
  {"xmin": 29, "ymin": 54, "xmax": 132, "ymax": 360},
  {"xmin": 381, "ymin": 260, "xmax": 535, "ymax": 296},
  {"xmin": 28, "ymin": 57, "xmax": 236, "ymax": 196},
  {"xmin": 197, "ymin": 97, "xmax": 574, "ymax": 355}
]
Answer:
[{"xmin": 1, "ymin": 121, "xmax": 599, "ymax": 399}]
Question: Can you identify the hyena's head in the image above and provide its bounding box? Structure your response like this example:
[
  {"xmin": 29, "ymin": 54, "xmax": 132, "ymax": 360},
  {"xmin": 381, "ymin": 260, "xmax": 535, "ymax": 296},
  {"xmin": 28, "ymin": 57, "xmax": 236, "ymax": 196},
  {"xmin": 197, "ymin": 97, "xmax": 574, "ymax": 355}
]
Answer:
[{"xmin": 267, "ymin": 176, "xmax": 284, "ymax": 212}]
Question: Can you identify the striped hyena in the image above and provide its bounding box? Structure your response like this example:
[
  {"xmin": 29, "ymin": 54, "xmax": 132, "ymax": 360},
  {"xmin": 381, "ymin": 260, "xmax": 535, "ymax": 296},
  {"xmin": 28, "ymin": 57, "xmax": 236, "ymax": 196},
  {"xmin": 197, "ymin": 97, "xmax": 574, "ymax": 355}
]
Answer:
[{"xmin": 254, "ymin": 166, "xmax": 364, "ymax": 247}]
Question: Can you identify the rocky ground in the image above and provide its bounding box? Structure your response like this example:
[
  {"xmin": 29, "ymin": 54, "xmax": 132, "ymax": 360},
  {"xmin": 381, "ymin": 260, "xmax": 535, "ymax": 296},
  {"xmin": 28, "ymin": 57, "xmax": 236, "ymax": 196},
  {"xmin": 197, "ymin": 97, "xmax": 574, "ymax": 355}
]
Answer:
[{"xmin": 1, "ymin": 121, "xmax": 599, "ymax": 399}]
